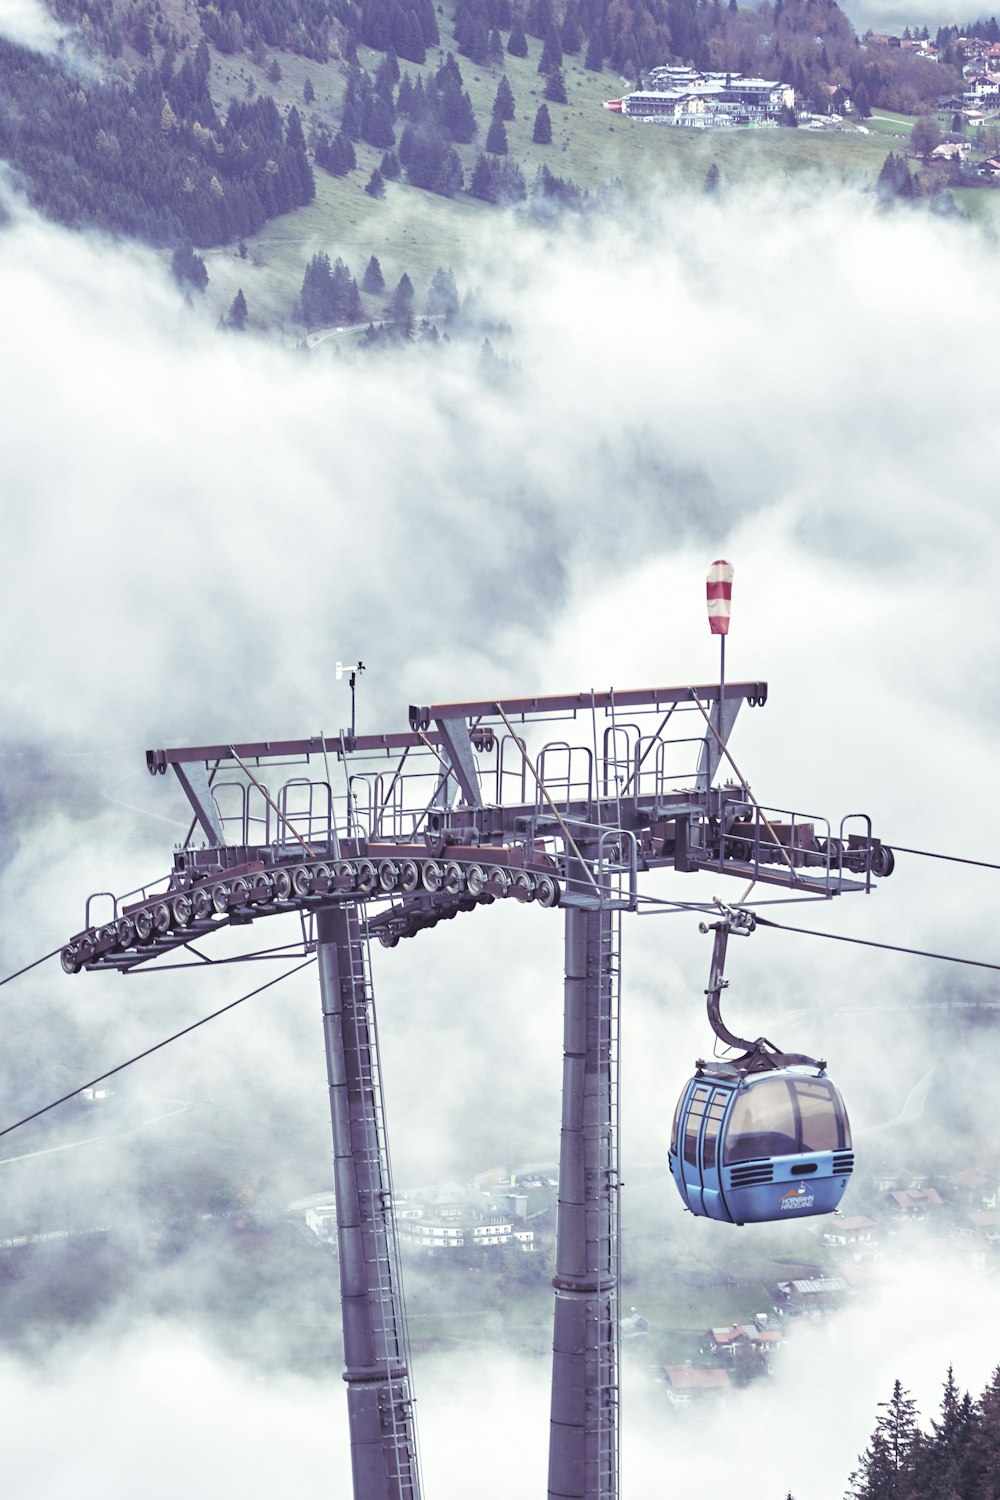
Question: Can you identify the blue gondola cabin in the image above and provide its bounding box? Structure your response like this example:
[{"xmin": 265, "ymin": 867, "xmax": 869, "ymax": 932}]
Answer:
[{"xmin": 669, "ymin": 1067, "xmax": 854, "ymax": 1225}]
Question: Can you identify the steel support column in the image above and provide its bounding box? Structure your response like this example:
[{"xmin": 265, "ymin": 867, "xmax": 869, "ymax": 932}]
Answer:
[
  {"xmin": 548, "ymin": 885, "xmax": 620, "ymax": 1500},
  {"xmin": 317, "ymin": 904, "xmax": 421, "ymax": 1500}
]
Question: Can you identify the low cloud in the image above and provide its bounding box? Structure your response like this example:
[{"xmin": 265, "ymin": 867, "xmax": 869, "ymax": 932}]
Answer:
[
  {"xmin": 2, "ymin": 163, "xmax": 999, "ymax": 1495},
  {"xmin": 0, "ymin": 0, "xmax": 67, "ymax": 54},
  {"xmin": 4, "ymin": 1244, "xmax": 999, "ymax": 1500}
]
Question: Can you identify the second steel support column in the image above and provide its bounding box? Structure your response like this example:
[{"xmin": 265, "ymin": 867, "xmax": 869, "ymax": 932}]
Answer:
[
  {"xmin": 317, "ymin": 904, "xmax": 421, "ymax": 1500},
  {"xmin": 548, "ymin": 886, "xmax": 619, "ymax": 1500}
]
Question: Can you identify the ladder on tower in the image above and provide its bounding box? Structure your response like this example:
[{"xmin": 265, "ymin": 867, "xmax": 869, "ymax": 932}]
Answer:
[
  {"xmin": 340, "ymin": 911, "xmax": 422, "ymax": 1500},
  {"xmin": 595, "ymin": 902, "xmax": 622, "ymax": 1499}
]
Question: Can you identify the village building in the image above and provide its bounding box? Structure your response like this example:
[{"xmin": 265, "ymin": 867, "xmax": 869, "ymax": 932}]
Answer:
[
  {"xmin": 928, "ymin": 141, "xmax": 972, "ymax": 163},
  {"xmin": 621, "ymin": 1308, "xmax": 649, "ymax": 1338},
  {"xmin": 778, "ymin": 1277, "xmax": 852, "ymax": 1313},
  {"xmin": 700, "ymin": 1320, "xmax": 782, "ymax": 1360},
  {"xmin": 814, "ymin": 1215, "xmax": 878, "ymax": 1254},
  {"xmin": 394, "ymin": 1199, "xmax": 537, "ymax": 1254},
  {"xmin": 967, "ymin": 1208, "xmax": 1000, "ymax": 1244},
  {"xmin": 944, "ymin": 1168, "xmax": 999, "ymax": 1209},
  {"xmin": 659, "ymin": 1364, "xmax": 730, "ymax": 1407},
  {"xmin": 885, "ymin": 1186, "xmax": 944, "ymax": 1216},
  {"xmin": 605, "ymin": 70, "xmax": 793, "ymax": 129}
]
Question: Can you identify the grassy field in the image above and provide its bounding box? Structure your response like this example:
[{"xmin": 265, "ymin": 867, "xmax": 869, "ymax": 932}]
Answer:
[
  {"xmin": 200, "ymin": 31, "xmax": 899, "ymax": 326},
  {"xmin": 862, "ymin": 108, "xmax": 916, "ymax": 138},
  {"xmin": 952, "ymin": 184, "xmax": 1000, "ymax": 223}
]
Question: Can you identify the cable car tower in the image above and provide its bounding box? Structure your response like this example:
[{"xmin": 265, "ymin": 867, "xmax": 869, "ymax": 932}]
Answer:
[{"xmin": 60, "ymin": 580, "xmax": 895, "ymax": 1500}]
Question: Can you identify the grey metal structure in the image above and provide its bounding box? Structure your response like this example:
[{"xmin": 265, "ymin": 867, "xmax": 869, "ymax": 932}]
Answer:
[
  {"xmin": 318, "ymin": 904, "xmax": 420, "ymax": 1500},
  {"xmin": 61, "ymin": 678, "xmax": 895, "ymax": 1500}
]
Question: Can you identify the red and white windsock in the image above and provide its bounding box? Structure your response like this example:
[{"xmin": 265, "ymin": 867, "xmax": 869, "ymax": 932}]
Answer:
[{"xmin": 706, "ymin": 559, "xmax": 734, "ymax": 636}]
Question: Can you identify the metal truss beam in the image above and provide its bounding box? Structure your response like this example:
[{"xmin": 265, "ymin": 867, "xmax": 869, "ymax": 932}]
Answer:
[
  {"xmin": 434, "ymin": 715, "xmax": 485, "ymax": 809},
  {"xmin": 172, "ymin": 761, "xmax": 226, "ymax": 845},
  {"xmin": 410, "ymin": 680, "xmax": 767, "ymax": 729},
  {"xmin": 147, "ymin": 731, "xmax": 445, "ymax": 773}
]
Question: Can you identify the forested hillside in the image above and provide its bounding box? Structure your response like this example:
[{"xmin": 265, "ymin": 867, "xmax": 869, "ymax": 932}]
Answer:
[
  {"xmin": 0, "ymin": 0, "xmax": 960, "ymax": 254},
  {"xmin": 0, "ymin": 36, "xmax": 313, "ymax": 243},
  {"xmin": 53, "ymin": 0, "xmax": 956, "ymax": 105}
]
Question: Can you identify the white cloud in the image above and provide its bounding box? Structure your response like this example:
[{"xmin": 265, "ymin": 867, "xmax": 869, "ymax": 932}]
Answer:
[
  {"xmin": 1, "ymin": 172, "xmax": 999, "ymax": 1496},
  {"xmin": 0, "ymin": 0, "xmax": 67, "ymax": 54}
]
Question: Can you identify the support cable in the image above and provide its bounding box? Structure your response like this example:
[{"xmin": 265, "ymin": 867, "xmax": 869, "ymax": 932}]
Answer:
[
  {"xmin": 0, "ymin": 957, "xmax": 315, "ymax": 1143},
  {"xmin": 753, "ymin": 915, "xmax": 1000, "ymax": 973},
  {"xmin": 0, "ymin": 946, "xmax": 63, "ymax": 989},
  {"xmin": 889, "ymin": 844, "xmax": 1000, "ymax": 872}
]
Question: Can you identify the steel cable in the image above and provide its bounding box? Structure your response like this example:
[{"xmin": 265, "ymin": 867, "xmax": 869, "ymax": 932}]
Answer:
[{"xmin": 0, "ymin": 957, "xmax": 315, "ymax": 1143}]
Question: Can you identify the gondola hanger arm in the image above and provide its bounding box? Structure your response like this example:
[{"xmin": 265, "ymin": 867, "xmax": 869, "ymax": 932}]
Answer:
[{"xmin": 700, "ymin": 900, "xmax": 824, "ymax": 1073}]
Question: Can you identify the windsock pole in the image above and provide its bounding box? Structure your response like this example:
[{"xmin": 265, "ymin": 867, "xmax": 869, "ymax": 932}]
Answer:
[{"xmin": 706, "ymin": 559, "xmax": 734, "ymax": 750}]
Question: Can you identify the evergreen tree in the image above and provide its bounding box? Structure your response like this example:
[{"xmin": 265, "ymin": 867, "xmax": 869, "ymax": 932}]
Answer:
[
  {"xmin": 507, "ymin": 21, "xmax": 528, "ymax": 56},
  {"xmin": 494, "ymin": 74, "xmax": 516, "ymax": 120},
  {"xmin": 392, "ymin": 271, "xmax": 415, "ymax": 334},
  {"xmin": 496, "ymin": 158, "xmax": 526, "ymax": 202},
  {"xmin": 376, "ymin": 48, "xmax": 401, "ymax": 92},
  {"xmin": 300, "ymin": 251, "xmax": 333, "ymax": 326},
  {"xmin": 426, "ymin": 266, "xmax": 460, "ymax": 315},
  {"xmin": 171, "ymin": 243, "xmax": 209, "ymax": 292},
  {"xmin": 917, "ymin": 1367, "xmax": 973, "ymax": 1499},
  {"xmin": 850, "ymin": 1380, "xmax": 920, "ymax": 1500},
  {"xmin": 441, "ymin": 82, "xmax": 477, "ymax": 143},
  {"xmin": 544, "ymin": 67, "xmax": 567, "ymax": 103},
  {"xmin": 380, "ymin": 150, "xmax": 402, "ymax": 179},
  {"xmin": 876, "ymin": 151, "xmax": 914, "ymax": 203},
  {"xmin": 400, "ymin": 123, "xmax": 463, "ymax": 195},
  {"xmin": 538, "ymin": 21, "xmax": 563, "ymax": 73},
  {"xmin": 315, "ymin": 128, "xmax": 356, "ymax": 176},
  {"xmin": 703, "ymin": 161, "xmax": 721, "ymax": 194},
  {"xmin": 303, "ymin": 76, "xmax": 315, "ymax": 103},
  {"xmin": 469, "ymin": 153, "xmax": 525, "ymax": 202},
  {"xmin": 584, "ymin": 31, "xmax": 604, "ymax": 70},
  {"xmin": 330, "ymin": 258, "xmax": 363, "ymax": 322},
  {"xmin": 363, "ymin": 93, "xmax": 396, "ymax": 148},
  {"xmin": 365, "ymin": 167, "xmax": 386, "ymax": 197},
  {"xmin": 560, "ymin": 4, "xmax": 582, "ymax": 54},
  {"xmin": 470, "ymin": 151, "xmax": 494, "ymax": 199},
  {"xmin": 397, "ymin": 73, "xmax": 415, "ymax": 114},
  {"xmin": 966, "ymin": 1365, "xmax": 1000, "ymax": 1498},
  {"xmin": 363, "ymin": 254, "xmax": 385, "ymax": 293},
  {"xmin": 286, "ymin": 106, "xmax": 307, "ymax": 153},
  {"xmin": 227, "ymin": 288, "xmax": 248, "ymax": 330},
  {"xmin": 486, "ymin": 114, "xmax": 509, "ymax": 152},
  {"xmin": 526, "ymin": 0, "xmax": 553, "ymax": 40},
  {"xmin": 532, "ymin": 102, "xmax": 552, "ymax": 142},
  {"xmin": 853, "ymin": 81, "xmax": 871, "ymax": 118},
  {"xmin": 267, "ymin": 57, "xmax": 282, "ymax": 84}
]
